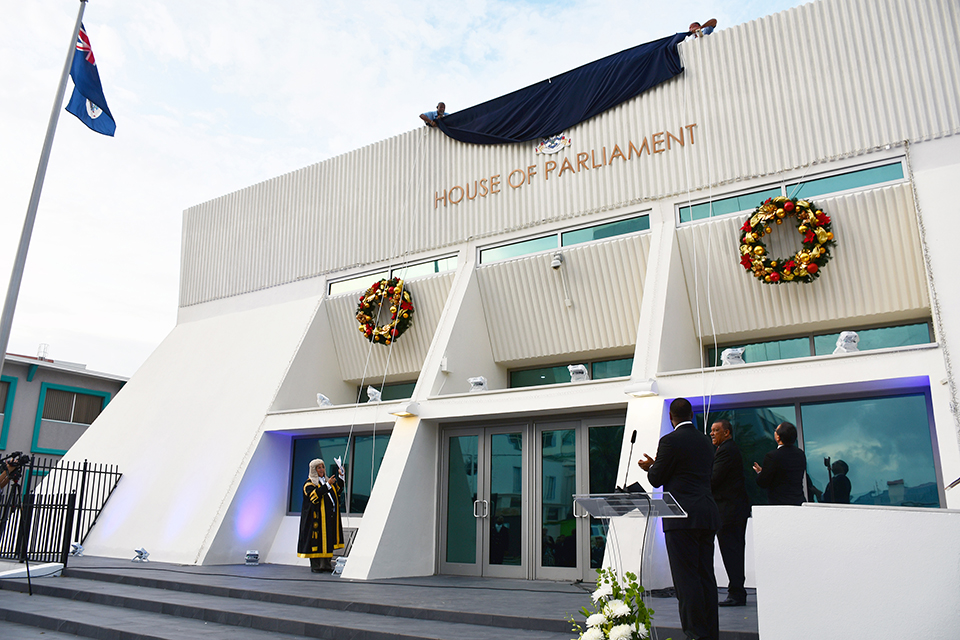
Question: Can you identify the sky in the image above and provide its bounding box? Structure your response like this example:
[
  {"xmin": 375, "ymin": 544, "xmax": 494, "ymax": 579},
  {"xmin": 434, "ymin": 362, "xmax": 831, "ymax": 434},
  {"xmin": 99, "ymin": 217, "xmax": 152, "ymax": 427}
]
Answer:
[{"xmin": 1, "ymin": 0, "xmax": 809, "ymax": 378}]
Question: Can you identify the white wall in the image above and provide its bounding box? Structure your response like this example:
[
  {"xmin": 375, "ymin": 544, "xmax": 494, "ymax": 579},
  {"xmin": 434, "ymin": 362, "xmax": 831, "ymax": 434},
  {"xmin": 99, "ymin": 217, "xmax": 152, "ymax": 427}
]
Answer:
[
  {"xmin": 753, "ymin": 504, "xmax": 960, "ymax": 639},
  {"xmin": 910, "ymin": 135, "xmax": 960, "ymax": 500},
  {"xmin": 340, "ymin": 416, "xmax": 439, "ymax": 579},
  {"xmin": 63, "ymin": 297, "xmax": 318, "ymax": 564}
]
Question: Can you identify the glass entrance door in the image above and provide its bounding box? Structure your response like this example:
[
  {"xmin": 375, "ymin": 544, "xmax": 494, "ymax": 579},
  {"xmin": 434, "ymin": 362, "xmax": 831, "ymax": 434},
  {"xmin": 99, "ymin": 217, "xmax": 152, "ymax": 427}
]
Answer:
[
  {"xmin": 535, "ymin": 418, "xmax": 624, "ymax": 581},
  {"xmin": 440, "ymin": 426, "xmax": 527, "ymax": 578},
  {"xmin": 441, "ymin": 415, "xmax": 624, "ymax": 580}
]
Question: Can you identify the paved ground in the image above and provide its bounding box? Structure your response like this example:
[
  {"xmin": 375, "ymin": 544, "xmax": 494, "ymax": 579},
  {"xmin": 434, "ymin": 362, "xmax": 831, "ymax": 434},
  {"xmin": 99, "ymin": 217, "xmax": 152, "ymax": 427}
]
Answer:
[{"xmin": 0, "ymin": 556, "xmax": 759, "ymax": 639}]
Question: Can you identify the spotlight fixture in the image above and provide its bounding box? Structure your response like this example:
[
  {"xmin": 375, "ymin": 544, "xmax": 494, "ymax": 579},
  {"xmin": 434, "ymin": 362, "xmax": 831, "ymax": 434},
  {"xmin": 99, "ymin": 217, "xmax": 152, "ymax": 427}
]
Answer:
[
  {"xmin": 833, "ymin": 331, "xmax": 860, "ymax": 354},
  {"xmin": 69, "ymin": 543, "xmax": 84, "ymax": 557},
  {"xmin": 568, "ymin": 364, "xmax": 590, "ymax": 382},
  {"xmin": 468, "ymin": 376, "xmax": 487, "ymax": 392},
  {"xmin": 624, "ymin": 379, "xmax": 659, "ymax": 398},
  {"xmin": 551, "ymin": 253, "xmax": 564, "ymax": 269},
  {"xmin": 720, "ymin": 348, "xmax": 745, "ymax": 366},
  {"xmin": 245, "ymin": 550, "xmax": 259, "ymax": 566},
  {"xmin": 390, "ymin": 401, "xmax": 420, "ymax": 418},
  {"xmin": 132, "ymin": 548, "xmax": 150, "ymax": 562}
]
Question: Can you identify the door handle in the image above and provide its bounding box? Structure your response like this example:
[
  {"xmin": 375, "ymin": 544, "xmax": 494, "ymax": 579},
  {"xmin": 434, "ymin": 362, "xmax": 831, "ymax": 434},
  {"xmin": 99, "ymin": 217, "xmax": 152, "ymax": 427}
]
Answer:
[
  {"xmin": 473, "ymin": 500, "xmax": 481, "ymax": 518},
  {"xmin": 481, "ymin": 500, "xmax": 489, "ymax": 518}
]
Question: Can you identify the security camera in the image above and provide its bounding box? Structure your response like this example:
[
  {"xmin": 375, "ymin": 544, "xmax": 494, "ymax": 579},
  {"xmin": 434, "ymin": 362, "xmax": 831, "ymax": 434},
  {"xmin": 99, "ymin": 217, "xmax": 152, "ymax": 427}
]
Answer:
[{"xmin": 551, "ymin": 253, "xmax": 564, "ymax": 269}]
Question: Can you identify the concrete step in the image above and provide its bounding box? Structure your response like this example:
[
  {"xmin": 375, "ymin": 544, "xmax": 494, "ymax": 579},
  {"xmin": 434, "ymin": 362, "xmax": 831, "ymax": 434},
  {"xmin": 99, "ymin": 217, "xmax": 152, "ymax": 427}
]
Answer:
[
  {"xmin": 0, "ymin": 588, "xmax": 320, "ymax": 640},
  {"xmin": 62, "ymin": 566, "xmax": 573, "ymax": 633},
  {"xmin": 0, "ymin": 577, "xmax": 573, "ymax": 640}
]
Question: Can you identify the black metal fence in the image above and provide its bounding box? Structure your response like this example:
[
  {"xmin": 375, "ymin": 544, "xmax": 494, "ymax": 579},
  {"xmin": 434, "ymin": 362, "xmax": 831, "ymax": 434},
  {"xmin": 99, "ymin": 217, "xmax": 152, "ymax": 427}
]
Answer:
[{"xmin": 0, "ymin": 456, "xmax": 121, "ymax": 565}]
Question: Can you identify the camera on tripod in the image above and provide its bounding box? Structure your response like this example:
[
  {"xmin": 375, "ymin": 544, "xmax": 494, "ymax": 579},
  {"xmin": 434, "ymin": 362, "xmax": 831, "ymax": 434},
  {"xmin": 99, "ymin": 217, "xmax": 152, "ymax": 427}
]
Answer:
[{"xmin": 0, "ymin": 451, "xmax": 31, "ymax": 488}]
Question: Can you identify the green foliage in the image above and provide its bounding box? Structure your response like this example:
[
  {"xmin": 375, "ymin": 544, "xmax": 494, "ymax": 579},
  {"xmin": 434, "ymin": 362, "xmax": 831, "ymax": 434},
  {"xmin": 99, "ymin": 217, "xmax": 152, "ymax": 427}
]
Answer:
[{"xmin": 570, "ymin": 568, "xmax": 664, "ymax": 640}]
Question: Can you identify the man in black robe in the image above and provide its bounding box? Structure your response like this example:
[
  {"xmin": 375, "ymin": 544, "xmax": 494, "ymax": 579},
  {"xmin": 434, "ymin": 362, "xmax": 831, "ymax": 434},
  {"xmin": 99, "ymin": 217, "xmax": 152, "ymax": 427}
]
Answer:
[{"xmin": 297, "ymin": 458, "xmax": 344, "ymax": 573}]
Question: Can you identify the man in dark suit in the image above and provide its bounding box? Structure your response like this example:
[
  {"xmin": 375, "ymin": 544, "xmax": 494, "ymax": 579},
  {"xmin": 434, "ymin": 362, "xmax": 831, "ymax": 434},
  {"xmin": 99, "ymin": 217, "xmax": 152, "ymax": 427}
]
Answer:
[
  {"xmin": 753, "ymin": 421, "xmax": 807, "ymax": 506},
  {"xmin": 709, "ymin": 419, "xmax": 751, "ymax": 607},
  {"xmin": 639, "ymin": 398, "xmax": 720, "ymax": 640}
]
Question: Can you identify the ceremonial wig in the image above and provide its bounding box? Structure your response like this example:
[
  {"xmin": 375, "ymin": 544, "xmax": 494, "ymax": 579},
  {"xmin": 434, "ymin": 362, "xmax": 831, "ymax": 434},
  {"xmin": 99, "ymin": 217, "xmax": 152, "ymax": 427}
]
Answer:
[{"xmin": 308, "ymin": 458, "xmax": 324, "ymax": 484}]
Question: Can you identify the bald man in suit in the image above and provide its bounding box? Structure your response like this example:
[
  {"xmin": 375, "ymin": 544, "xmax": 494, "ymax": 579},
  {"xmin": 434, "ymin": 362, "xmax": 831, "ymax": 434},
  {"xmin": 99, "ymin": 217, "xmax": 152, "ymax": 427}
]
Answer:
[{"xmin": 640, "ymin": 398, "xmax": 721, "ymax": 640}]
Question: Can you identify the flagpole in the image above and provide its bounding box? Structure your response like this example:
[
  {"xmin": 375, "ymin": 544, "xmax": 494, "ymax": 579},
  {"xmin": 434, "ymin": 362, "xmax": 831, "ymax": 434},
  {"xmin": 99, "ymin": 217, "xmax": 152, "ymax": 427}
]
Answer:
[{"xmin": 0, "ymin": 0, "xmax": 87, "ymax": 379}]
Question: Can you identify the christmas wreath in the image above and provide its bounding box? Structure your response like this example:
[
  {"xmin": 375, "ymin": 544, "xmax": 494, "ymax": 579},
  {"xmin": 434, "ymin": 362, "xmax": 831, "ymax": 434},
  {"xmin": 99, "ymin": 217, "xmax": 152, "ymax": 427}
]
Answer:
[
  {"xmin": 356, "ymin": 277, "xmax": 414, "ymax": 344},
  {"xmin": 739, "ymin": 196, "xmax": 835, "ymax": 283}
]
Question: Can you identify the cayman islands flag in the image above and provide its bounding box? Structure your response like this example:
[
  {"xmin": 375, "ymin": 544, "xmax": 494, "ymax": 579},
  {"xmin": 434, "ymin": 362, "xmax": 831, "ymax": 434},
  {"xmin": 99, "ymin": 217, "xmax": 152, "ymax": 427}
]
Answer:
[{"xmin": 65, "ymin": 24, "xmax": 116, "ymax": 136}]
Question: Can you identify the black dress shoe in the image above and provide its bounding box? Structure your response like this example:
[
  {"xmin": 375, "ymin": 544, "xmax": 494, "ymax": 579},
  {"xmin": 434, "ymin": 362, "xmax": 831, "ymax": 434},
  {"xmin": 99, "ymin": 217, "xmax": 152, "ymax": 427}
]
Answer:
[{"xmin": 719, "ymin": 597, "xmax": 746, "ymax": 607}]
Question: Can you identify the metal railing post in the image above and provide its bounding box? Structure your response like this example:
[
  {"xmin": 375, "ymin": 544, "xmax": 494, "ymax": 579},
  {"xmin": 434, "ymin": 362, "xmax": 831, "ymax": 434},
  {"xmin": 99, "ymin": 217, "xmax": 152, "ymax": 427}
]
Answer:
[
  {"xmin": 74, "ymin": 460, "xmax": 89, "ymax": 542},
  {"xmin": 61, "ymin": 491, "xmax": 77, "ymax": 567}
]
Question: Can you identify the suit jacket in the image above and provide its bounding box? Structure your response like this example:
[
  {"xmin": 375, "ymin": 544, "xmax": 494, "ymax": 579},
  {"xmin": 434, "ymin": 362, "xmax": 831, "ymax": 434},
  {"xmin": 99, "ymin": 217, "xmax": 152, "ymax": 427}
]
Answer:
[
  {"xmin": 822, "ymin": 474, "xmax": 851, "ymax": 504},
  {"xmin": 711, "ymin": 438, "xmax": 751, "ymax": 525},
  {"xmin": 755, "ymin": 444, "xmax": 807, "ymax": 506},
  {"xmin": 647, "ymin": 422, "xmax": 721, "ymax": 532}
]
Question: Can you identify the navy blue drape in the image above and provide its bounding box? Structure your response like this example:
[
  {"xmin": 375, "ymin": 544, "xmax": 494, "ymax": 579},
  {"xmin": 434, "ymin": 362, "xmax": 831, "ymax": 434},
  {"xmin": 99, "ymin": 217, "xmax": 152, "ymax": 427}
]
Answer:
[{"xmin": 436, "ymin": 32, "xmax": 689, "ymax": 145}]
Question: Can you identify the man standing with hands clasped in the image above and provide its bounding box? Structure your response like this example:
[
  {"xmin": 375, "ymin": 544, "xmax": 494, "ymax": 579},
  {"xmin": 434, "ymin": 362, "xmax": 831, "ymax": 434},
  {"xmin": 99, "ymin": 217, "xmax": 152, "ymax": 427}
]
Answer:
[
  {"xmin": 639, "ymin": 398, "xmax": 720, "ymax": 640},
  {"xmin": 710, "ymin": 419, "xmax": 751, "ymax": 607}
]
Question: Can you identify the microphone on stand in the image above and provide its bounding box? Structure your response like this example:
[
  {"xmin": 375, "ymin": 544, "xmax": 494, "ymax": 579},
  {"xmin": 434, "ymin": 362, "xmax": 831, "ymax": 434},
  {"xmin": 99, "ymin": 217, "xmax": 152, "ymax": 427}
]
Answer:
[{"xmin": 619, "ymin": 430, "xmax": 637, "ymax": 492}]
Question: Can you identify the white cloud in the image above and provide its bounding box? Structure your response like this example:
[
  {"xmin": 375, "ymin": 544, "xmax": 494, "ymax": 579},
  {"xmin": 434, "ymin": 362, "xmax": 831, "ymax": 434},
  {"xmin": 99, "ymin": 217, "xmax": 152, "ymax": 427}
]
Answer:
[{"xmin": 0, "ymin": 0, "xmax": 808, "ymax": 376}]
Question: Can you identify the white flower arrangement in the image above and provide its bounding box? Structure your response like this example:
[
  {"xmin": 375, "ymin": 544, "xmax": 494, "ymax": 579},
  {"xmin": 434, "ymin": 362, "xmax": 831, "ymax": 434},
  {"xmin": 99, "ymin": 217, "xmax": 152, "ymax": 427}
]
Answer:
[
  {"xmin": 570, "ymin": 568, "xmax": 657, "ymax": 640},
  {"xmin": 583, "ymin": 628, "xmax": 604, "ymax": 640},
  {"xmin": 592, "ymin": 582, "xmax": 613, "ymax": 603},
  {"xmin": 587, "ymin": 613, "xmax": 608, "ymax": 627},
  {"xmin": 609, "ymin": 623, "xmax": 633, "ymax": 640},
  {"xmin": 604, "ymin": 599, "xmax": 631, "ymax": 619}
]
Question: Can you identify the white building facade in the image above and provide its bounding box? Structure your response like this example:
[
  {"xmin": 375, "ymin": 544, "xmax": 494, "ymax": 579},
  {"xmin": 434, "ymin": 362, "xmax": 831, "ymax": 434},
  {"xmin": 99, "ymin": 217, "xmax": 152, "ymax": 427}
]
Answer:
[{"xmin": 65, "ymin": 0, "xmax": 960, "ymax": 585}]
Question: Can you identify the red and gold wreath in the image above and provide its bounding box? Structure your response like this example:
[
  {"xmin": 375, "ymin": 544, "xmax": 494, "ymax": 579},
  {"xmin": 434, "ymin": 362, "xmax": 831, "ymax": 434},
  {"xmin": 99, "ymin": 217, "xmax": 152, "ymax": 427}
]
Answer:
[
  {"xmin": 356, "ymin": 278, "xmax": 414, "ymax": 345},
  {"xmin": 738, "ymin": 196, "xmax": 835, "ymax": 284}
]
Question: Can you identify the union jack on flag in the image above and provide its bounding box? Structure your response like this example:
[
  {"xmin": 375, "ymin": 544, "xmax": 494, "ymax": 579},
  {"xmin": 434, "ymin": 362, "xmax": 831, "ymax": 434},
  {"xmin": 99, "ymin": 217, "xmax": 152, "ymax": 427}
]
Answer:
[{"xmin": 65, "ymin": 23, "xmax": 116, "ymax": 136}]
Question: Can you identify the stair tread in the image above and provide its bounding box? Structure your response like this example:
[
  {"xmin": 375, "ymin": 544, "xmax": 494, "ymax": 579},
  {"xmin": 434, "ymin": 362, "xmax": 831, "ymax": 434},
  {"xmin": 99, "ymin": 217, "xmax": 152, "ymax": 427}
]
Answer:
[
  {"xmin": 65, "ymin": 566, "xmax": 581, "ymax": 617},
  {"xmin": 0, "ymin": 590, "xmax": 318, "ymax": 640},
  {"xmin": 62, "ymin": 567, "xmax": 576, "ymax": 630},
  {"xmin": 0, "ymin": 580, "xmax": 574, "ymax": 640}
]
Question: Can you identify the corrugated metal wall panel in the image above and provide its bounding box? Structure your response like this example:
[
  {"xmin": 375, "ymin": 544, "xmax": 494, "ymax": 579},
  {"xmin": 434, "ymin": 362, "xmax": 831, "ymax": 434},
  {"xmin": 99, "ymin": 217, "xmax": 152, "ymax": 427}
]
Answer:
[
  {"xmin": 676, "ymin": 183, "xmax": 929, "ymax": 338},
  {"xmin": 325, "ymin": 273, "xmax": 455, "ymax": 381},
  {"xmin": 179, "ymin": 0, "xmax": 960, "ymax": 307},
  {"xmin": 477, "ymin": 234, "xmax": 651, "ymax": 363}
]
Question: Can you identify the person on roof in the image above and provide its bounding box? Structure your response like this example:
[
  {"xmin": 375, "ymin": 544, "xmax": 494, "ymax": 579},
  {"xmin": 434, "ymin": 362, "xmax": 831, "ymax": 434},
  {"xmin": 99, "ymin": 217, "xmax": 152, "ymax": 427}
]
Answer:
[
  {"xmin": 419, "ymin": 102, "xmax": 448, "ymax": 127},
  {"xmin": 689, "ymin": 18, "xmax": 718, "ymax": 37}
]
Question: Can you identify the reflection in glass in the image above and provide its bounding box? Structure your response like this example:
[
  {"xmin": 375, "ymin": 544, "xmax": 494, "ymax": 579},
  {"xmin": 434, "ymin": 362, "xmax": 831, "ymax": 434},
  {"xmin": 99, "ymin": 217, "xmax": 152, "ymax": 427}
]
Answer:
[
  {"xmin": 592, "ymin": 358, "xmax": 633, "ymax": 380},
  {"xmin": 787, "ymin": 163, "xmax": 903, "ymax": 200},
  {"xmin": 359, "ymin": 382, "xmax": 416, "ymax": 402},
  {"xmin": 510, "ymin": 366, "xmax": 572, "ymax": 388},
  {"xmin": 542, "ymin": 429, "xmax": 577, "ymax": 567},
  {"xmin": 392, "ymin": 256, "xmax": 458, "ymax": 280},
  {"xmin": 698, "ymin": 406, "xmax": 795, "ymax": 507},
  {"xmin": 349, "ymin": 434, "xmax": 391, "ymax": 514},
  {"xmin": 479, "ymin": 235, "xmax": 557, "ymax": 264},
  {"xmin": 588, "ymin": 425, "xmax": 625, "ymax": 568},
  {"xmin": 813, "ymin": 323, "xmax": 931, "ymax": 356},
  {"xmin": 328, "ymin": 270, "xmax": 390, "ymax": 296},
  {"xmin": 679, "ymin": 187, "xmax": 782, "ymax": 222},
  {"xmin": 489, "ymin": 433, "xmax": 522, "ymax": 566},
  {"xmin": 801, "ymin": 395, "xmax": 940, "ymax": 508},
  {"xmin": 707, "ymin": 338, "xmax": 810, "ymax": 367},
  {"xmin": 290, "ymin": 436, "xmax": 349, "ymax": 513},
  {"xmin": 561, "ymin": 215, "xmax": 650, "ymax": 246},
  {"xmin": 446, "ymin": 435, "xmax": 479, "ymax": 563}
]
